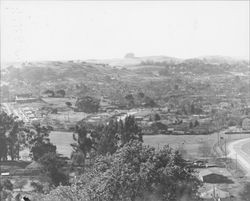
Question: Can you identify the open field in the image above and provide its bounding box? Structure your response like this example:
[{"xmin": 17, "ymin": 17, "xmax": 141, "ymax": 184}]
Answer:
[
  {"xmin": 49, "ymin": 131, "xmax": 74, "ymax": 158},
  {"xmin": 242, "ymin": 140, "xmax": 250, "ymax": 156},
  {"xmin": 48, "ymin": 111, "xmax": 88, "ymax": 124},
  {"xmin": 49, "ymin": 129, "xmax": 250, "ymax": 160},
  {"xmin": 228, "ymin": 138, "xmax": 250, "ymax": 176},
  {"xmin": 42, "ymin": 97, "xmax": 76, "ymax": 108},
  {"xmin": 50, "ymin": 131, "xmax": 220, "ymax": 159}
]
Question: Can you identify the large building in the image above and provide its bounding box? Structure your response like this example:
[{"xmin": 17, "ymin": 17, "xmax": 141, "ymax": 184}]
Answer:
[{"xmin": 15, "ymin": 93, "xmax": 39, "ymax": 103}]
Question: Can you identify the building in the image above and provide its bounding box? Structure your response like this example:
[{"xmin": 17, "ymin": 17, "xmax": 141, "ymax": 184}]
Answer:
[
  {"xmin": 242, "ymin": 118, "xmax": 250, "ymax": 130},
  {"xmin": 15, "ymin": 93, "xmax": 39, "ymax": 103}
]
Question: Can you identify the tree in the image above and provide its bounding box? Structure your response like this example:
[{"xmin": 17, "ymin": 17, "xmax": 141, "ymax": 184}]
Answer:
[
  {"xmin": 7, "ymin": 121, "xmax": 25, "ymax": 160},
  {"xmin": 75, "ymin": 96, "xmax": 100, "ymax": 113},
  {"xmin": 43, "ymin": 90, "xmax": 55, "ymax": 97},
  {"xmin": 65, "ymin": 102, "xmax": 72, "ymax": 108},
  {"xmin": 71, "ymin": 116, "xmax": 143, "ymax": 166},
  {"xmin": 240, "ymin": 182, "xmax": 250, "ymax": 201},
  {"xmin": 39, "ymin": 152, "xmax": 69, "ymax": 186},
  {"xmin": 125, "ymin": 94, "xmax": 135, "ymax": 108},
  {"xmin": 0, "ymin": 112, "xmax": 25, "ymax": 161},
  {"xmin": 0, "ymin": 112, "xmax": 14, "ymax": 161},
  {"xmin": 154, "ymin": 113, "xmax": 161, "ymax": 121},
  {"xmin": 96, "ymin": 119, "xmax": 119, "ymax": 155},
  {"xmin": 80, "ymin": 141, "xmax": 201, "ymax": 201},
  {"xmin": 56, "ymin": 89, "xmax": 66, "ymax": 97},
  {"xmin": 189, "ymin": 121, "xmax": 194, "ymax": 129},
  {"xmin": 30, "ymin": 181, "xmax": 44, "ymax": 193},
  {"xmin": 194, "ymin": 120, "xmax": 199, "ymax": 127},
  {"xmin": 144, "ymin": 96, "xmax": 157, "ymax": 107},
  {"xmin": 1, "ymin": 179, "xmax": 13, "ymax": 191},
  {"xmin": 119, "ymin": 115, "xmax": 143, "ymax": 146},
  {"xmin": 137, "ymin": 92, "xmax": 145, "ymax": 99},
  {"xmin": 14, "ymin": 179, "xmax": 28, "ymax": 191},
  {"xmin": 65, "ymin": 102, "xmax": 72, "ymax": 121},
  {"xmin": 26, "ymin": 123, "xmax": 56, "ymax": 161},
  {"xmin": 71, "ymin": 123, "xmax": 96, "ymax": 168}
]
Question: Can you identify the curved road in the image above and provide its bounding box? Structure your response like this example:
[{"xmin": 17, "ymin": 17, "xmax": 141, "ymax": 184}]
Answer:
[{"xmin": 227, "ymin": 138, "xmax": 250, "ymax": 177}]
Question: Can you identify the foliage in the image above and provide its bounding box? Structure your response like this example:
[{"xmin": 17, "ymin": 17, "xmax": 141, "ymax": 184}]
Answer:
[
  {"xmin": 119, "ymin": 116, "xmax": 143, "ymax": 146},
  {"xmin": 56, "ymin": 89, "xmax": 66, "ymax": 97},
  {"xmin": 40, "ymin": 185, "xmax": 88, "ymax": 201},
  {"xmin": 154, "ymin": 113, "xmax": 161, "ymax": 121},
  {"xmin": 75, "ymin": 96, "xmax": 100, "ymax": 113},
  {"xmin": 39, "ymin": 152, "xmax": 69, "ymax": 186},
  {"xmin": 14, "ymin": 178, "xmax": 28, "ymax": 191},
  {"xmin": 96, "ymin": 119, "xmax": 119, "ymax": 155},
  {"xmin": 0, "ymin": 112, "xmax": 25, "ymax": 161},
  {"xmin": 125, "ymin": 94, "xmax": 135, "ymax": 108},
  {"xmin": 78, "ymin": 141, "xmax": 201, "ymax": 201},
  {"xmin": 43, "ymin": 89, "xmax": 55, "ymax": 97},
  {"xmin": 0, "ymin": 179, "xmax": 13, "ymax": 191},
  {"xmin": 26, "ymin": 123, "xmax": 56, "ymax": 161},
  {"xmin": 240, "ymin": 182, "xmax": 250, "ymax": 201},
  {"xmin": 31, "ymin": 181, "xmax": 45, "ymax": 193},
  {"xmin": 71, "ymin": 116, "xmax": 142, "ymax": 165},
  {"xmin": 65, "ymin": 102, "xmax": 72, "ymax": 107},
  {"xmin": 194, "ymin": 120, "xmax": 199, "ymax": 127}
]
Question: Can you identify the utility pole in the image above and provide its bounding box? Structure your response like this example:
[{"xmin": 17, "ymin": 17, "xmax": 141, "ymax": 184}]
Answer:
[
  {"xmin": 225, "ymin": 138, "xmax": 227, "ymax": 159},
  {"xmin": 236, "ymin": 153, "xmax": 238, "ymax": 171}
]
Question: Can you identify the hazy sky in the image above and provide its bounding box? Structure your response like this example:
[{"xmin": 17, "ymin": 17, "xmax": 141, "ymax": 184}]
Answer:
[{"xmin": 1, "ymin": 1, "xmax": 249, "ymax": 62}]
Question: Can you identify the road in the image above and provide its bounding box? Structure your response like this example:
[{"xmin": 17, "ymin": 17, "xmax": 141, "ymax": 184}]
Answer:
[{"xmin": 227, "ymin": 137, "xmax": 250, "ymax": 176}]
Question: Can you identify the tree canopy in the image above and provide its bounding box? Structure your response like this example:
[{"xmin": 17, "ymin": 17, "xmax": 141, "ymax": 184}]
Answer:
[{"xmin": 41, "ymin": 141, "xmax": 201, "ymax": 201}]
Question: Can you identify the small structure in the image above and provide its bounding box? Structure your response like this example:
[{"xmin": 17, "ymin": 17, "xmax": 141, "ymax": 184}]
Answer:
[
  {"xmin": 242, "ymin": 118, "xmax": 250, "ymax": 130},
  {"xmin": 199, "ymin": 169, "xmax": 213, "ymax": 182},
  {"xmin": 200, "ymin": 187, "xmax": 230, "ymax": 200},
  {"xmin": 15, "ymin": 93, "xmax": 39, "ymax": 103}
]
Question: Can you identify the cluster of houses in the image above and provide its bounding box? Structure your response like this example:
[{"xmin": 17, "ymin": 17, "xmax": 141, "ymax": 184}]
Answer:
[{"xmin": 15, "ymin": 93, "xmax": 39, "ymax": 104}]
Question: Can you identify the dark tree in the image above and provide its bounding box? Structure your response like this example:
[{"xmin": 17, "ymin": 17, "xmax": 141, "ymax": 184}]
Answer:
[
  {"xmin": 119, "ymin": 115, "xmax": 143, "ymax": 146},
  {"xmin": 144, "ymin": 96, "xmax": 157, "ymax": 107},
  {"xmin": 56, "ymin": 89, "xmax": 66, "ymax": 97},
  {"xmin": 75, "ymin": 96, "xmax": 100, "ymax": 113},
  {"xmin": 189, "ymin": 121, "xmax": 194, "ymax": 129},
  {"xmin": 97, "ymin": 119, "xmax": 119, "ymax": 155},
  {"xmin": 1, "ymin": 179, "xmax": 13, "ymax": 191},
  {"xmin": 0, "ymin": 112, "xmax": 24, "ymax": 161},
  {"xmin": 43, "ymin": 90, "xmax": 55, "ymax": 97},
  {"xmin": 194, "ymin": 120, "xmax": 199, "ymax": 127},
  {"xmin": 82, "ymin": 141, "xmax": 201, "ymax": 201},
  {"xmin": 26, "ymin": 123, "xmax": 56, "ymax": 161},
  {"xmin": 0, "ymin": 112, "xmax": 13, "ymax": 161},
  {"xmin": 65, "ymin": 102, "xmax": 72, "ymax": 108},
  {"xmin": 125, "ymin": 94, "xmax": 135, "ymax": 108},
  {"xmin": 39, "ymin": 152, "xmax": 69, "ymax": 186},
  {"xmin": 154, "ymin": 113, "xmax": 161, "ymax": 121},
  {"xmin": 71, "ymin": 123, "xmax": 95, "ymax": 167}
]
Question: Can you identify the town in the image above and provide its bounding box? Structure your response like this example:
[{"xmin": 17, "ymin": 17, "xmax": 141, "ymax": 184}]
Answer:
[{"xmin": 1, "ymin": 1, "xmax": 250, "ymax": 201}]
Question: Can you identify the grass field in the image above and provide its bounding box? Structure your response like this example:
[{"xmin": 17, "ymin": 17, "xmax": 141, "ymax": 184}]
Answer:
[
  {"xmin": 49, "ymin": 131, "xmax": 219, "ymax": 159},
  {"xmin": 48, "ymin": 111, "xmax": 88, "ymax": 124},
  {"xmin": 50, "ymin": 131, "xmax": 74, "ymax": 158},
  {"xmin": 42, "ymin": 97, "xmax": 76, "ymax": 108},
  {"xmin": 49, "ymin": 130, "xmax": 250, "ymax": 160}
]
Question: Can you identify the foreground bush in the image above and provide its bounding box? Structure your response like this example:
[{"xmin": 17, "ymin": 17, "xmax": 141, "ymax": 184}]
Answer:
[{"xmin": 40, "ymin": 141, "xmax": 201, "ymax": 201}]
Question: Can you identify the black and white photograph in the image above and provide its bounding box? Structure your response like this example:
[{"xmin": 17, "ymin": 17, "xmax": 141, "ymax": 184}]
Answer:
[{"xmin": 0, "ymin": 1, "xmax": 249, "ymax": 200}]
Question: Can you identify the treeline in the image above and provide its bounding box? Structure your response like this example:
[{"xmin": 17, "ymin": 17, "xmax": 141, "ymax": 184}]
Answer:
[
  {"xmin": 36, "ymin": 115, "xmax": 201, "ymax": 201},
  {"xmin": 0, "ymin": 112, "xmax": 202, "ymax": 201}
]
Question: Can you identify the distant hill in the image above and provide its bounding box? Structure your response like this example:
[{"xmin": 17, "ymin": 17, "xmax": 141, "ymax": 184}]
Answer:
[
  {"xmin": 198, "ymin": 55, "xmax": 249, "ymax": 65},
  {"xmin": 87, "ymin": 55, "xmax": 182, "ymax": 67}
]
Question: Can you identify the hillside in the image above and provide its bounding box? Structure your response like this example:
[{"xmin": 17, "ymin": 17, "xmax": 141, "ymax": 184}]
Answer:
[{"xmin": 1, "ymin": 55, "xmax": 249, "ymax": 105}]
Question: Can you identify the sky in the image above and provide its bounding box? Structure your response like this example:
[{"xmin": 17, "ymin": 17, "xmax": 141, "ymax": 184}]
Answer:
[{"xmin": 1, "ymin": 1, "xmax": 249, "ymax": 62}]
